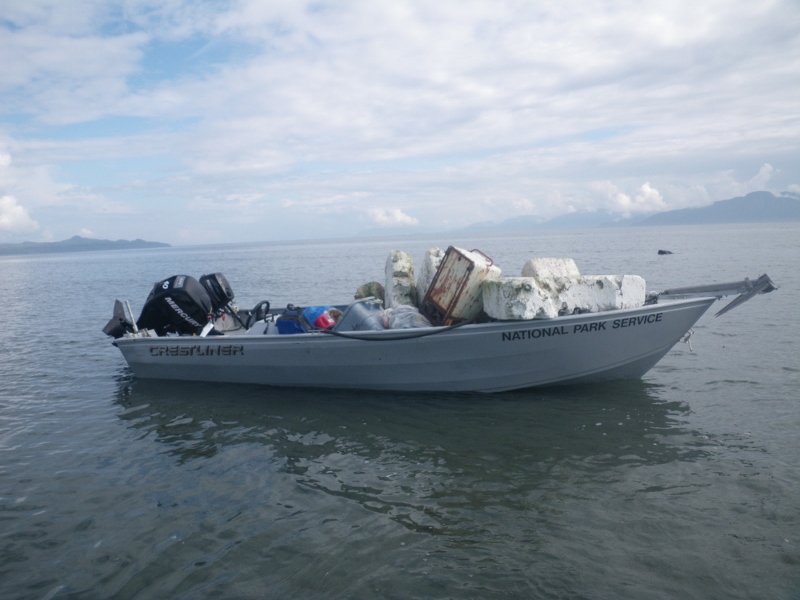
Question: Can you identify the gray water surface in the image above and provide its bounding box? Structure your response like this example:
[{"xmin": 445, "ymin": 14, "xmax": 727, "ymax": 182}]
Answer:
[{"xmin": 1, "ymin": 224, "xmax": 798, "ymax": 599}]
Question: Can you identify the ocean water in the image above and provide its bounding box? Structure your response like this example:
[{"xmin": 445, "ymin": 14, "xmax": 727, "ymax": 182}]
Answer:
[{"xmin": 0, "ymin": 223, "xmax": 798, "ymax": 600}]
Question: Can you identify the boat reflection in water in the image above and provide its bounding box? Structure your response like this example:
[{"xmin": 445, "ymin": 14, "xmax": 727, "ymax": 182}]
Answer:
[
  {"xmin": 114, "ymin": 376, "xmax": 710, "ymax": 535},
  {"xmin": 108, "ymin": 374, "xmax": 738, "ymax": 597}
]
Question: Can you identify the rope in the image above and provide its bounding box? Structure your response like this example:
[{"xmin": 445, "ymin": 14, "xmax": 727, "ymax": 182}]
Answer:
[{"xmin": 317, "ymin": 318, "xmax": 476, "ymax": 341}]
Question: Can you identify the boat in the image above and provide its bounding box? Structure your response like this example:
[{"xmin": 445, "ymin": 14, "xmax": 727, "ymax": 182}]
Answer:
[{"xmin": 102, "ymin": 257, "xmax": 777, "ymax": 393}]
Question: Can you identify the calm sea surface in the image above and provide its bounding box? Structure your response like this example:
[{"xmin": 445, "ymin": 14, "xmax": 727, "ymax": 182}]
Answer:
[{"xmin": 1, "ymin": 224, "xmax": 798, "ymax": 600}]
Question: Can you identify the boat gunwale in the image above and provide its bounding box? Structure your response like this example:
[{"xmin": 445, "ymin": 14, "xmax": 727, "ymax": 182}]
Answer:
[{"xmin": 113, "ymin": 295, "xmax": 717, "ymax": 346}]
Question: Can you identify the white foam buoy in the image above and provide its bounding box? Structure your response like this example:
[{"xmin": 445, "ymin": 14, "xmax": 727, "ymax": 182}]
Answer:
[
  {"xmin": 385, "ymin": 250, "xmax": 416, "ymax": 308},
  {"xmin": 416, "ymin": 246, "xmax": 445, "ymax": 305}
]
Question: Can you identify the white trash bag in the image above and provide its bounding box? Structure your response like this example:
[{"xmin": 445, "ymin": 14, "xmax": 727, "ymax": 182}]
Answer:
[{"xmin": 384, "ymin": 305, "xmax": 432, "ymax": 329}]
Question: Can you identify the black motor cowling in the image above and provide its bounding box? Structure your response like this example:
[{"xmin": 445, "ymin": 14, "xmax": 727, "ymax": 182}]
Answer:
[
  {"xmin": 199, "ymin": 273, "xmax": 234, "ymax": 311},
  {"xmin": 136, "ymin": 275, "xmax": 213, "ymax": 336}
]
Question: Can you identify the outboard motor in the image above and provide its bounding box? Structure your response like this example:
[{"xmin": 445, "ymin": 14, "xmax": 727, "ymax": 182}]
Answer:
[
  {"xmin": 136, "ymin": 275, "xmax": 213, "ymax": 336},
  {"xmin": 102, "ymin": 299, "xmax": 136, "ymax": 339},
  {"xmin": 199, "ymin": 273, "xmax": 235, "ymax": 311}
]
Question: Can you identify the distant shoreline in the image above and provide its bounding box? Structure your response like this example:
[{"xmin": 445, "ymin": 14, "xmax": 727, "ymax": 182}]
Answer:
[
  {"xmin": 443, "ymin": 191, "xmax": 800, "ymax": 235},
  {"xmin": 2, "ymin": 191, "xmax": 798, "ymax": 251},
  {"xmin": 0, "ymin": 235, "xmax": 170, "ymax": 256}
]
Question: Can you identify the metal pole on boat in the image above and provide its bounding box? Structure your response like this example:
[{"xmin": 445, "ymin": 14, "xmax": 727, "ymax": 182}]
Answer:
[{"xmin": 125, "ymin": 300, "xmax": 139, "ymax": 333}]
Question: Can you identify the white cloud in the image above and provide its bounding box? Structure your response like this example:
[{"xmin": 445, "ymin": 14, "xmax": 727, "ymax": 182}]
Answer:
[
  {"xmin": 59, "ymin": 187, "xmax": 136, "ymax": 215},
  {"xmin": 511, "ymin": 198, "xmax": 535, "ymax": 214},
  {"xmin": 222, "ymin": 193, "xmax": 264, "ymax": 206},
  {"xmin": 633, "ymin": 182, "xmax": 667, "ymax": 213},
  {"xmin": 0, "ymin": 0, "xmax": 797, "ymax": 241},
  {"xmin": 684, "ymin": 163, "xmax": 783, "ymax": 204},
  {"xmin": 0, "ymin": 30, "xmax": 146, "ymax": 123},
  {"xmin": 591, "ymin": 181, "xmax": 667, "ymax": 216},
  {"xmin": 0, "ymin": 195, "xmax": 39, "ymax": 234},
  {"xmin": 592, "ymin": 181, "xmax": 632, "ymax": 213},
  {"xmin": 367, "ymin": 208, "xmax": 420, "ymax": 227},
  {"xmin": 746, "ymin": 163, "xmax": 776, "ymax": 190}
]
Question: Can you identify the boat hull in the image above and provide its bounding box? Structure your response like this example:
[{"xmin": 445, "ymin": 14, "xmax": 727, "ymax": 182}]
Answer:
[{"xmin": 114, "ymin": 297, "xmax": 715, "ymax": 392}]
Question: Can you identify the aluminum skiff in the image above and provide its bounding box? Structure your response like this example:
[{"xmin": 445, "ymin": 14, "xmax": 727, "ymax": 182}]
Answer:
[
  {"xmin": 113, "ymin": 296, "xmax": 716, "ymax": 392},
  {"xmin": 107, "ymin": 273, "xmax": 777, "ymax": 393}
]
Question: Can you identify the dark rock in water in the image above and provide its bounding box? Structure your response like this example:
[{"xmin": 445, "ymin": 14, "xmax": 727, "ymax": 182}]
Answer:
[
  {"xmin": 658, "ymin": 250, "xmax": 674, "ymax": 255},
  {"xmin": 355, "ymin": 281, "xmax": 385, "ymax": 303}
]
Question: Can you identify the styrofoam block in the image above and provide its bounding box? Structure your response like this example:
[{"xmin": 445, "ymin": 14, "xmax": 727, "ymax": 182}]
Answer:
[
  {"xmin": 385, "ymin": 250, "xmax": 416, "ymax": 308},
  {"xmin": 559, "ymin": 275, "xmax": 645, "ymax": 313},
  {"xmin": 618, "ymin": 275, "xmax": 647, "ymax": 308},
  {"xmin": 482, "ymin": 278, "xmax": 559, "ymax": 320},
  {"xmin": 521, "ymin": 257, "xmax": 581, "ymax": 278},
  {"xmin": 416, "ymin": 246, "xmax": 445, "ymax": 305},
  {"xmin": 482, "ymin": 274, "xmax": 646, "ymax": 320}
]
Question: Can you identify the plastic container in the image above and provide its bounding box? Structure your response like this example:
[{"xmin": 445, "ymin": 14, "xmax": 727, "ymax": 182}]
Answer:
[
  {"xmin": 276, "ymin": 305, "xmax": 308, "ymax": 334},
  {"xmin": 314, "ymin": 312, "xmax": 336, "ymax": 329},
  {"xmin": 333, "ymin": 298, "xmax": 386, "ymax": 332},
  {"xmin": 302, "ymin": 306, "xmax": 331, "ymax": 327}
]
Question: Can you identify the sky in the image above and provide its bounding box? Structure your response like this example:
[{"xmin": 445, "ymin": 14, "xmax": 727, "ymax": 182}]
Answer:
[{"xmin": 0, "ymin": 0, "xmax": 798, "ymax": 245}]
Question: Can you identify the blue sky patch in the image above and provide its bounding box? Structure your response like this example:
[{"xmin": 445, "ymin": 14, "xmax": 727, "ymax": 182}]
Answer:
[
  {"xmin": 129, "ymin": 35, "xmax": 260, "ymax": 89},
  {"xmin": 9, "ymin": 116, "xmax": 201, "ymax": 141},
  {"xmin": 54, "ymin": 155, "xmax": 184, "ymax": 188}
]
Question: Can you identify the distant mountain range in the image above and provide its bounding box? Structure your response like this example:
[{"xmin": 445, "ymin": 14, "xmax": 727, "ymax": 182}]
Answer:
[
  {"xmin": 358, "ymin": 190, "xmax": 799, "ymax": 237},
  {"xmin": 457, "ymin": 191, "xmax": 800, "ymax": 233},
  {"xmin": 635, "ymin": 191, "xmax": 800, "ymax": 226},
  {"xmin": 0, "ymin": 235, "xmax": 170, "ymax": 256},
  {"xmin": 457, "ymin": 210, "xmax": 634, "ymax": 233}
]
